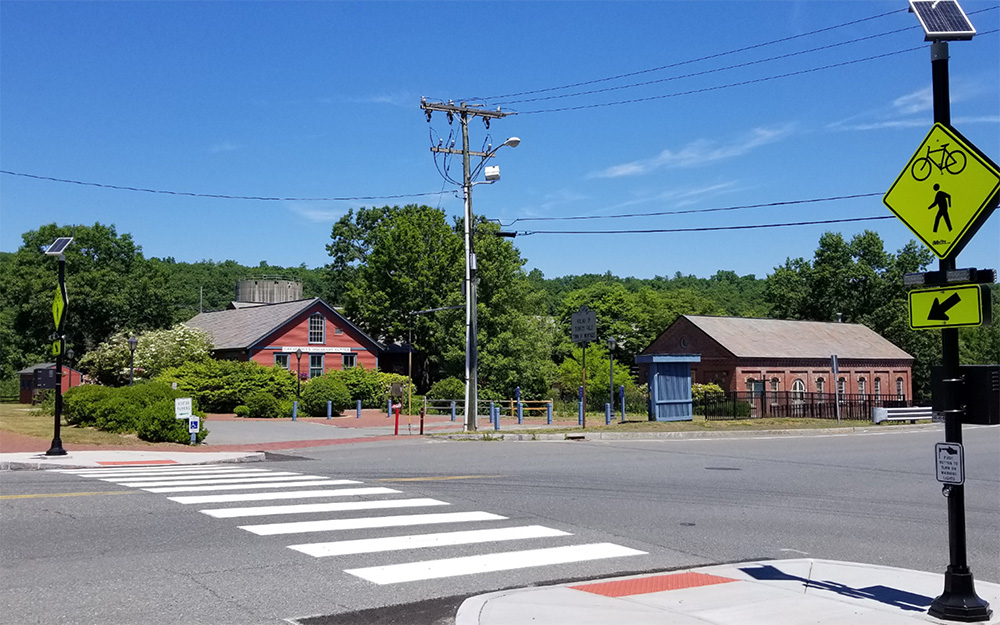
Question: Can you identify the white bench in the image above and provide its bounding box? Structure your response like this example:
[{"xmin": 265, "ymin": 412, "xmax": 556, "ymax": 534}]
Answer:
[{"xmin": 872, "ymin": 406, "xmax": 936, "ymax": 424}]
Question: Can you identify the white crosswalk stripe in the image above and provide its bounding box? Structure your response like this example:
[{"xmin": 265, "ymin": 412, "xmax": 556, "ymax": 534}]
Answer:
[
  {"xmin": 54, "ymin": 465, "xmax": 646, "ymax": 585},
  {"xmin": 288, "ymin": 525, "xmax": 570, "ymax": 558},
  {"xmin": 200, "ymin": 497, "xmax": 448, "ymax": 518},
  {"xmin": 167, "ymin": 487, "xmax": 401, "ymax": 505}
]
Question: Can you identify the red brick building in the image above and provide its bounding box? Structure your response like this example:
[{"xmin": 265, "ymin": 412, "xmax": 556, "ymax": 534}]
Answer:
[
  {"xmin": 641, "ymin": 315, "xmax": 914, "ymax": 400},
  {"xmin": 184, "ymin": 298, "xmax": 388, "ymax": 378}
]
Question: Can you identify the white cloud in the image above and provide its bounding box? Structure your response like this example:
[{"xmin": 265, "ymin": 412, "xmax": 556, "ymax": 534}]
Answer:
[
  {"xmin": 287, "ymin": 202, "xmax": 351, "ymax": 223},
  {"xmin": 208, "ymin": 141, "xmax": 241, "ymax": 153},
  {"xmin": 892, "ymin": 86, "xmax": 933, "ymax": 115},
  {"xmin": 591, "ymin": 125, "xmax": 795, "ymax": 178}
]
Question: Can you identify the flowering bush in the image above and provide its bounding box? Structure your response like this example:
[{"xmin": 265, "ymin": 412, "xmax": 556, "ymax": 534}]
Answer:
[{"xmin": 78, "ymin": 325, "xmax": 213, "ymax": 386}]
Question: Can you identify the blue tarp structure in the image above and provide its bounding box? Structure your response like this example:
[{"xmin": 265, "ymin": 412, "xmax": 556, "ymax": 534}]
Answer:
[{"xmin": 636, "ymin": 354, "xmax": 701, "ymax": 421}]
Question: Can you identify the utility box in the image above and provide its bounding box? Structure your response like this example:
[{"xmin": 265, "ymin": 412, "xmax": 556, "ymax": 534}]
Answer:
[{"xmin": 932, "ymin": 364, "xmax": 1000, "ymax": 425}]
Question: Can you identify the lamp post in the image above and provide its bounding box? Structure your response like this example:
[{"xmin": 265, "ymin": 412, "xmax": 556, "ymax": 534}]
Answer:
[
  {"xmin": 608, "ymin": 337, "xmax": 616, "ymax": 415},
  {"xmin": 127, "ymin": 336, "xmax": 138, "ymax": 386},
  {"xmin": 295, "ymin": 348, "xmax": 303, "ymax": 398}
]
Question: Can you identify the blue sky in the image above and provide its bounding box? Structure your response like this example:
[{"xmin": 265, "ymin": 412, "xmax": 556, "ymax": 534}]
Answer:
[{"xmin": 2, "ymin": 1, "xmax": 998, "ymax": 281}]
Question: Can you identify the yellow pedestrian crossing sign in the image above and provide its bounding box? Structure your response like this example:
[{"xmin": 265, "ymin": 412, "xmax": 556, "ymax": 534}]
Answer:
[
  {"xmin": 884, "ymin": 123, "xmax": 1000, "ymax": 260},
  {"xmin": 52, "ymin": 287, "xmax": 66, "ymax": 329},
  {"xmin": 908, "ymin": 284, "xmax": 991, "ymax": 330}
]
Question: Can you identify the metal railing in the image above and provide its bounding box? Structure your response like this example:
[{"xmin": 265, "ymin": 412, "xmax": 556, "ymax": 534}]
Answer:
[{"xmin": 700, "ymin": 391, "xmax": 912, "ymax": 421}]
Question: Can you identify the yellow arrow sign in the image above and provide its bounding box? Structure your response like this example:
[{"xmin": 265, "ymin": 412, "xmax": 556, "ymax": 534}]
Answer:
[
  {"xmin": 908, "ymin": 284, "xmax": 992, "ymax": 330},
  {"xmin": 52, "ymin": 288, "xmax": 65, "ymax": 329},
  {"xmin": 884, "ymin": 124, "xmax": 1000, "ymax": 260}
]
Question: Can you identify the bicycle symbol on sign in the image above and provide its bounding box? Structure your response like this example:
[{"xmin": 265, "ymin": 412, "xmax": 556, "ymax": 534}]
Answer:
[{"xmin": 910, "ymin": 142, "xmax": 967, "ymax": 181}]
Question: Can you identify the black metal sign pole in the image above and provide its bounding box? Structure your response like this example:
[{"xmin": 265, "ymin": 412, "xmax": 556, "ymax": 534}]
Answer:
[
  {"xmin": 926, "ymin": 40, "xmax": 991, "ymax": 622},
  {"xmin": 46, "ymin": 254, "xmax": 67, "ymax": 456}
]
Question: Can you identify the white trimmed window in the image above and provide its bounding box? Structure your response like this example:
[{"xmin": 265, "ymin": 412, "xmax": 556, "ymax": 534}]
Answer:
[
  {"xmin": 309, "ymin": 313, "xmax": 325, "ymax": 344},
  {"xmin": 274, "ymin": 354, "xmax": 289, "ymax": 370},
  {"xmin": 816, "ymin": 377, "xmax": 825, "ymax": 394},
  {"xmin": 858, "ymin": 378, "xmax": 866, "ymax": 395},
  {"xmin": 896, "ymin": 377, "xmax": 904, "ymax": 398},
  {"xmin": 746, "ymin": 378, "xmax": 755, "ymax": 392},
  {"xmin": 874, "ymin": 377, "xmax": 881, "ymax": 396},
  {"xmin": 792, "ymin": 379, "xmax": 805, "ymax": 400},
  {"xmin": 837, "ymin": 377, "xmax": 846, "ymax": 396},
  {"xmin": 309, "ymin": 354, "xmax": 324, "ymax": 378},
  {"xmin": 342, "ymin": 353, "xmax": 357, "ymax": 369}
]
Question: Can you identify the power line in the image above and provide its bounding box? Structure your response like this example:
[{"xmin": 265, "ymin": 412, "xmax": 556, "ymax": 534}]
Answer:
[
  {"xmin": 0, "ymin": 170, "xmax": 451, "ymax": 202},
  {"xmin": 498, "ymin": 26, "xmax": 917, "ymax": 106},
  {"xmin": 518, "ymin": 215, "xmax": 895, "ymax": 236},
  {"xmin": 472, "ymin": 8, "xmax": 907, "ymax": 102},
  {"xmin": 507, "ymin": 193, "xmax": 884, "ymax": 225},
  {"xmin": 518, "ymin": 46, "xmax": 923, "ymax": 114}
]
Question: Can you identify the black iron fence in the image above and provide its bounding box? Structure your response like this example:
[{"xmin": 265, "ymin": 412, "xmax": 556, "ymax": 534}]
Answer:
[{"xmin": 700, "ymin": 391, "xmax": 912, "ymax": 421}]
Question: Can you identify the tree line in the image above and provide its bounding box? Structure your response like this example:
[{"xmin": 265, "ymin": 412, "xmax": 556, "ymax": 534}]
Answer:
[{"xmin": 2, "ymin": 214, "xmax": 996, "ymax": 402}]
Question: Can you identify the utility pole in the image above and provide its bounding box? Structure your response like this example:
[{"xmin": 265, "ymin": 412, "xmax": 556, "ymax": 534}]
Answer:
[{"xmin": 421, "ymin": 100, "xmax": 513, "ymax": 432}]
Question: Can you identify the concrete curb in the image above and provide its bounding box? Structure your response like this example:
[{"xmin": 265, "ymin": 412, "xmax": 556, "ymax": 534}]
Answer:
[
  {"xmin": 440, "ymin": 423, "xmax": 943, "ymax": 442},
  {"xmin": 0, "ymin": 451, "xmax": 266, "ymax": 471}
]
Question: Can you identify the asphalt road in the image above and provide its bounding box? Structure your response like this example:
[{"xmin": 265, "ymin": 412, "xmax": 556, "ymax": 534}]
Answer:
[{"xmin": 2, "ymin": 424, "xmax": 997, "ymax": 624}]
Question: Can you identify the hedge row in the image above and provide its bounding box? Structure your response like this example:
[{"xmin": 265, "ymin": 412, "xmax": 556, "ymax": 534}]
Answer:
[{"xmin": 63, "ymin": 382, "xmax": 207, "ymax": 444}]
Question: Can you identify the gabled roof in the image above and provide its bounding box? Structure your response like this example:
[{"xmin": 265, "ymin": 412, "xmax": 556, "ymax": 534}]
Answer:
[
  {"xmin": 184, "ymin": 298, "xmax": 382, "ymax": 352},
  {"xmin": 17, "ymin": 363, "xmax": 82, "ymax": 375},
  {"xmin": 678, "ymin": 315, "xmax": 912, "ymax": 360}
]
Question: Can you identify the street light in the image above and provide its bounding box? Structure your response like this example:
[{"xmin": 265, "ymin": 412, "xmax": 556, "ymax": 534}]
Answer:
[
  {"xmin": 462, "ymin": 136, "xmax": 520, "ymax": 432},
  {"xmin": 127, "ymin": 336, "xmax": 138, "ymax": 386},
  {"xmin": 295, "ymin": 348, "xmax": 303, "ymax": 398}
]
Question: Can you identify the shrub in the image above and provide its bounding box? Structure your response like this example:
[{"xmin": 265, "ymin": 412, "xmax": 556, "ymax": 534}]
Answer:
[
  {"xmin": 78, "ymin": 325, "xmax": 213, "ymax": 386},
  {"xmin": 244, "ymin": 390, "xmax": 281, "ymax": 419},
  {"xmin": 158, "ymin": 360, "xmax": 296, "ymax": 412},
  {"xmin": 331, "ymin": 366, "xmax": 384, "ymax": 407},
  {"xmin": 300, "ymin": 375, "xmax": 351, "ymax": 417},
  {"xmin": 64, "ymin": 385, "xmax": 115, "ymax": 426},
  {"xmin": 426, "ymin": 377, "xmax": 464, "ymax": 401},
  {"xmin": 136, "ymin": 400, "xmax": 208, "ymax": 444},
  {"xmin": 234, "ymin": 405, "xmax": 250, "ymax": 418},
  {"xmin": 692, "ymin": 383, "xmax": 725, "ymax": 403}
]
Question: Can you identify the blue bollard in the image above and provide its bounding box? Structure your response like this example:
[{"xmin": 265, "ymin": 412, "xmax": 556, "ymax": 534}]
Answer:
[
  {"xmin": 517, "ymin": 402, "xmax": 523, "ymax": 424},
  {"xmin": 489, "ymin": 402, "xmax": 495, "ymax": 426},
  {"xmin": 546, "ymin": 402, "xmax": 552, "ymax": 425},
  {"xmin": 357, "ymin": 399, "xmax": 361, "ymax": 418},
  {"xmin": 292, "ymin": 401, "xmax": 298, "ymax": 421},
  {"xmin": 578, "ymin": 400, "xmax": 583, "ymax": 426},
  {"xmin": 450, "ymin": 401, "xmax": 456, "ymax": 421},
  {"xmin": 327, "ymin": 401, "xmax": 332, "ymax": 420},
  {"xmin": 387, "ymin": 398, "xmax": 392, "ymax": 418},
  {"xmin": 494, "ymin": 405, "xmax": 500, "ymax": 431},
  {"xmin": 605, "ymin": 403, "xmax": 611, "ymax": 425}
]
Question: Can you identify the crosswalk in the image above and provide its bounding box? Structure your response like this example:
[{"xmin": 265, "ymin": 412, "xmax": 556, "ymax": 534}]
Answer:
[{"xmin": 51, "ymin": 464, "xmax": 646, "ymax": 585}]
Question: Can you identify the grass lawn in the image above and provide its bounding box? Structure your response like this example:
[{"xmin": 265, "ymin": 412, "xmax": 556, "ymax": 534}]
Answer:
[{"xmin": 0, "ymin": 403, "xmax": 159, "ymax": 446}]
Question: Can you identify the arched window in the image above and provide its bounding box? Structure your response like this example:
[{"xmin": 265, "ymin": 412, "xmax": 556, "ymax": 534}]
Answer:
[
  {"xmin": 896, "ymin": 377, "xmax": 904, "ymax": 398},
  {"xmin": 858, "ymin": 378, "xmax": 866, "ymax": 395},
  {"xmin": 770, "ymin": 378, "xmax": 780, "ymax": 402},
  {"xmin": 746, "ymin": 378, "xmax": 756, "ymax": 393},
  {"xmin": 837, "ymin": 377, "xmax": 846, "ymax": 396},
  {"xmin": 792, "ymin": 379, "xmax": 805, "ymax": 401},
  {"xmin": 874, "ymin": 377, "xmax": 881, "ymax": 396},
  {"xmin": 816, "ymin": 377, "xmax": 825, "ymax": 394}
]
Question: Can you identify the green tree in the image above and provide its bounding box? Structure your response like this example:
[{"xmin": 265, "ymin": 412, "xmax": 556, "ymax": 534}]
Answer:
[{"xmin": 0, "ymin": 223, "xmax": 174, "ymax": 378}]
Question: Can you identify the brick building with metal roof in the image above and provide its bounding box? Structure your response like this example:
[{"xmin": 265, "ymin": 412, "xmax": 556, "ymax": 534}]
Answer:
[
  {"xmin": 641, "ymin": 315, "xmax": 914, "ymax": 400},
  {"xmin": 183, "ymin": 298, "xmax": 395, "ymax": 379}
]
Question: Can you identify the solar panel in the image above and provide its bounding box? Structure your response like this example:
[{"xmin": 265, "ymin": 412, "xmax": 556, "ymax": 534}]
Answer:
[
  {"xmin": 44, "ymin": 237, "xmax": 74, "ymax": 256},
  {"xmin": 909, "ymin": 0, "xmax": 976, "ymax": 41}
]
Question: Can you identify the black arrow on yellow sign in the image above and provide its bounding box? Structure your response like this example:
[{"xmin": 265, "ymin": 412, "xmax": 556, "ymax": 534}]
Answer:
[{"xmin": 928, "ymin": 293, "xmax": 962, "ymax": 321}]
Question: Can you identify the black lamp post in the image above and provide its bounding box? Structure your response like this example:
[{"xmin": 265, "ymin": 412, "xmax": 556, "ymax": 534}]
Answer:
[
  {"xmin": 295, "ymin": 348, "xmax": 303, "ymax": 398},
  {"xmin": 44, "ymin": 236, "xmax": 73, "ymax": 457},
  {"xmin": 127, "ymin": 336, "xmax": 138, "ymax": 386},
  {"xmin": 608, "ymin": 337, "xmax": 616, "ymax": 415}
]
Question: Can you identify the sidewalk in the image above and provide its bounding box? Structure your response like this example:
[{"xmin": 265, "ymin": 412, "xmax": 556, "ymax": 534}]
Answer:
[{"xmin": 456, "ymin": 558, "xmax": 999, "ymax": 625}]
